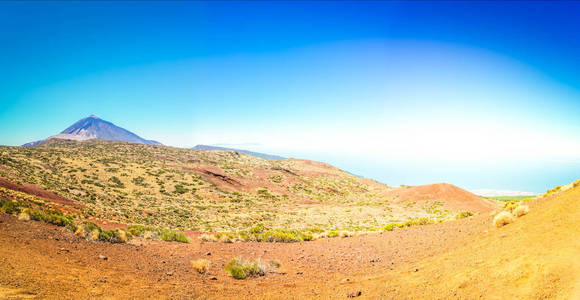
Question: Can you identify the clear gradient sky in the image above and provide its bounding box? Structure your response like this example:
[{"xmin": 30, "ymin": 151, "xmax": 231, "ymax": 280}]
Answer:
[{"xmin": 1, "ymin": 1, "xmax": 579, "ymax": 193}]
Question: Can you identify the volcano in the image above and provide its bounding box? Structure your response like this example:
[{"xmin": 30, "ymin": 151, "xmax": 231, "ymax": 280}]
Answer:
[{"xmin": 22, "ymin": 115, "xmax": 161, "ymax": 146}]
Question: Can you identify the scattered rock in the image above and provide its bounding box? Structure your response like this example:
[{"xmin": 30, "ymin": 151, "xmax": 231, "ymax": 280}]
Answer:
[
  {"xmin": 98, "ymin": 254, "xmax": 107, "ymax": 260},
  {"xmin": 205, "ymin": 252, "xmax": 211, "ymax": 256},
  {"xmin": 166, "ymin": 271, "xmax": 173, "ymax": 276},
  {"xmin": 414, "ymin": 268, "xmax": 419, "ymax": 272},
  {"xmin": 341, "ymin": 278, "xmax": 350, "ymax": 283},
  {"xmin": 209, "ymin": 277, "xmax": 217, "ymax": 281},
  {"xmin": 347, "ymin": 291, "xmax": 362, "ymax": 298},
  {"xmin": 500, "ymin": 234, "xmax": 507, "ymax": 238}
]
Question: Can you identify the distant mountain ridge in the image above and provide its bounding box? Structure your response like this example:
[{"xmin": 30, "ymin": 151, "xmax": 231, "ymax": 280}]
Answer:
[
  {"xmin": 191, "ymin": 144, "xmax": 285, "ymax": 160},
  {"xmin": 23, "ymin": 115, "xmax": 161, "ymax": 146}
]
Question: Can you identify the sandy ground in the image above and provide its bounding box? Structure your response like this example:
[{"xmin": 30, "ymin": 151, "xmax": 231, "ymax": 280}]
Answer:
[{"xmin": 0, "ymin": 186, "xmax": 578, "ymax": 299}]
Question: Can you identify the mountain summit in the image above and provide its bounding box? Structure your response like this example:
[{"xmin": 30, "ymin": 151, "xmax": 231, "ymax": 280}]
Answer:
[{"xmin": 22, "ymin": 115, "xmax": 162, "ymax": 146}]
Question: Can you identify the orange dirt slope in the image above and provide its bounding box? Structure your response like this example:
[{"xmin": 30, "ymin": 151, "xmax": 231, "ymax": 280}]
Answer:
[{"xmin": 357, "ymin": 183, "xmax": 580, "ymax": 299}]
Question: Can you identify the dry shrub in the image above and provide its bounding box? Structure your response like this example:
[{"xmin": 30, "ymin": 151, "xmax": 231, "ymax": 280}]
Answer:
[
  {"xmin": 503, "ymin": 201, "xmax": 519, "ymax": 213},
  {"xmin": 218, "ymin": 234, "xmax": 234, "ymax": 243},
  {"xmin": 117, "ymin": 230, "xmax": 128, "ymax": 242},
  {"xmin": 89, "ymin": 229, "xmax": 100, "ymax": 241},
  {"xmin": 18, "ymin": 211, "xmax": 30, "ymax": 221},
  {"xmin": 224, "ymin": 257, "xmax": 281, "ymax": 279},
  {"xmin": 199, "ymin": 233, "xmax": 218, "ymax": 242},
  {"xmin": 493, "ymin": 211, "xmax": 515, "ymax": 228},
  {"xmin": 513, "ymin": 205, "xmax": 529, "ymax": 217},
  {"xmin": 456, "ymin": 211, "xmax": 474, "ymax": 219},
  {"xmin": 143, "ymin": 231, "xmax": 155, "ymax": 239},
  {"xmin": 268, "ymin": 259, "xmax": 281, "ymax": 269},
  {"xmin": 340, "ymin": 231, "xmax": 353, "ymax": 238},
  {"xmin": 191, "ymin": 259, "xmax": 211, "ymax": 274},
  {"xmin": 75, "ymin": 227, "xmax": 87, "ymax": 238}
]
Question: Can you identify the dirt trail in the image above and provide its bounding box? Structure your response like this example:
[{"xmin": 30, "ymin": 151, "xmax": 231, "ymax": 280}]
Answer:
[{"xmin": 0, "ymin": 186, "xmax": 578, "ymax": 299}]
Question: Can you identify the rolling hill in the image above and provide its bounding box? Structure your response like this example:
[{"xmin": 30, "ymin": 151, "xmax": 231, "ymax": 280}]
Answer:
[{"xmin": 0, "ymin": 140, "xmax": 492, "ymax": 236}]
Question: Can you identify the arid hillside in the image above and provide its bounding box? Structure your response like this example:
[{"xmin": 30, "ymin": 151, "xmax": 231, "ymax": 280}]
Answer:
[
  {"xmin": 0, "ymin": 180, "xmax": 577, "ymax": 299},
  {"xmin": 0, "ymin": 140, "xmax": 491, "ymax": 238}
]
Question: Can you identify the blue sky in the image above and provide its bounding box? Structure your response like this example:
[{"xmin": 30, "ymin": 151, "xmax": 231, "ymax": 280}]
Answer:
[{"xmin": 1, "ymin": 1, "xmax": 579, "ymax": 193}]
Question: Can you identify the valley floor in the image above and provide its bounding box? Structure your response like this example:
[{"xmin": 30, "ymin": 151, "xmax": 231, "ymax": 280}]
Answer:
[{"xmin": 1, "ymin": 187, "xmax": 579, "ymax": 299}]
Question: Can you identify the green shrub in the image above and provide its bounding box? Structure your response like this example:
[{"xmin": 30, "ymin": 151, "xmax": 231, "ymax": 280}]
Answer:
[
  {"xmin": 159, "ymin": 228, "xmax": 189, "ymax": 243},
  {"xmin": 80, "ymin": 221, "xmax": 101, "ymax": 233},
  {"xmin": 98, "ymin": 229, "xmax": 129, "ymax": 243},
  {"xmin": 258, "ymin": 229, "xmax": 313, "ymax": 242},
  {"xmin": 307, "ymin": 227, "xmax": 325, "ymax": 234},
  {"xmin": 404, "ymin": 217, "xmax": 432, "ymax": 227},
  {"xmin": 127, "ymin": 224, "xmax": 155, "ymax": 236},
  {"xmin": 26, "ymin": 209, "xmax": 75, "ymax": 228},
  {"xmin": 327, "ymin": 230, "xmax": 339, "ymax": 238},
  {"xmin": 0, "ymin": 200, "xmax": 23, "ymax": 214},
  {"xmin": 249, "ymin": 223, "xmax": 265, "ymax": 234},
  {"xmin": 132, "ymin": 176, "xmax": 146, "ymax": 186},
  {"xmin": 127, "ymin": 225, "xmax": 188, "ymax": 243},
  {"xmin": 542, "ymin": 185, "xmax": 562, "ymax": 197},
  {"xmin": 381, "ymin": 223, "xmax": 405, "ymax": 231},
  {"xmin": 173, "ymin": 184, "xmax": 188, "ymax": 194},
  {"xmin": 108, "ymin": 176, "xmax": 125, "ymax": 188},
  {"xmin": 503, "ymin": 201, "xmax": 518, "ymax": 213},
  {"xmin": 224, "ymin": 257, "xmax": 263, "ymax": 279},
  {"xmin": 269, "ymin": 175, "xmax": 282, "ymax": 183}
]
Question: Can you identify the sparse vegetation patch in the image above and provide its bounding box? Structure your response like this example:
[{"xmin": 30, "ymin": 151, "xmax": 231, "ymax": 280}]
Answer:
[{"xmin": 224, "ymin": 257, "xmax": 280, "ymax": 279}]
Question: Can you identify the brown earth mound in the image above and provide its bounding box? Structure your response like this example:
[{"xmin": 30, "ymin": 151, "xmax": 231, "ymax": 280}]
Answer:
[
  {"xmin": 387, "ymin": 183, "xmax": 496, "ymax": 213},
  {"xmin": 0, "ymin": 177, "xmax": 81, "ymax": 208}
]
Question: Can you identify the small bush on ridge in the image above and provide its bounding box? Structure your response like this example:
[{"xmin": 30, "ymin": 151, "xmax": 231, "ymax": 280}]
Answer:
[
  {"xmin": 493, "ymin": 211, "xmax": 515, "ymax": 228},
  {"xmin": 513, "ymin": 205, "xmax": 529, "ymax": 217}
]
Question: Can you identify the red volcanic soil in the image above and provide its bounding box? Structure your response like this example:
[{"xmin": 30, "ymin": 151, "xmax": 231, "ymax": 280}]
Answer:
[
  {"xmin": 0, "ymin": 210, "xmax": 491, "ymax": 299},
  {"xmin": 0, "ymin": 177, "xmax": 82, "ymax": 209},
  {"xmin": 1, "ymin": 187, "xmax": 578, "ymax": 299},
  {"xmin": 387, "ymin": 183, "xmax": 496, "ymax": 213}
]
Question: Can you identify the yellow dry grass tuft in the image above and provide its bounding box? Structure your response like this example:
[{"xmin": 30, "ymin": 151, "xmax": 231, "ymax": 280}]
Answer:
[
  {"xmin": 513, "ymin": 205, "xmax": 529, "ymax": 217},
  {"xmin": 191, "ymin": 259, "xmax": 211, "ymax": 274},
  {"xmin": 199, "ymin": 233, "xmax": 218, "ymax": 242},
  {"xmin": 17, "ymin": 212, "xmax": 30, "ymax": 221},
  {"xmin": 493, "ymin": 211, "xmax": 515, "ymax": 227}
]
